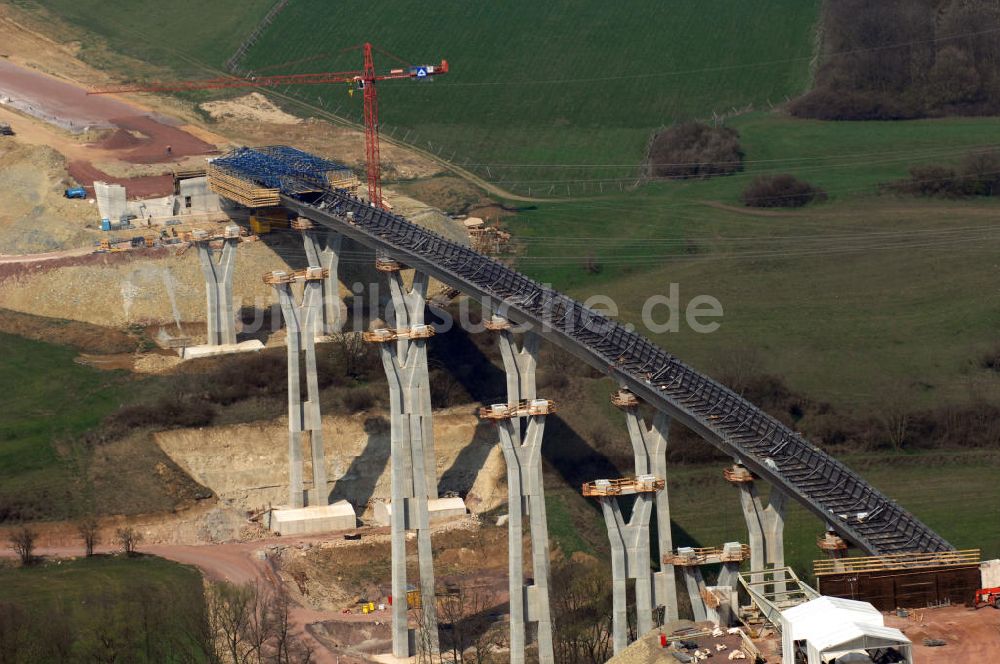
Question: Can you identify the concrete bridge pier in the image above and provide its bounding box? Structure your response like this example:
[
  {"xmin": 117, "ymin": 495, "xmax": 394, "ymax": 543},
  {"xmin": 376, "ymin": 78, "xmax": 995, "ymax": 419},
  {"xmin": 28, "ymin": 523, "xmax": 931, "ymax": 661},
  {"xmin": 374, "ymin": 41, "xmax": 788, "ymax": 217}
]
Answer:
[
  {"xmin": 368, "ymin": 269, "xmax": 439, "ymax": 659},
  {"xmin": 194, "ymin": 226, "xmax": 240, "ymax": 346},
  {"xmin": 598, "ymin": 492, "xmax": 656, "ymax": 655},
  {"xmin": 613, "ymin": 388, "xmax": 679, "ymax": 623},
  {"xmin": 482, "ymin": 317, "xmax": 554, "ymax": 664},
  {"xmin": 726, "ymin": 463, "xmax": 787, "ymax": 594},
  {"xmin": 299, "ymin": 221, "xmax": 345, "ymax": 337},
  {"xmin": 270, "ymin": 269, "xmax": 329, "ymax": 508}
]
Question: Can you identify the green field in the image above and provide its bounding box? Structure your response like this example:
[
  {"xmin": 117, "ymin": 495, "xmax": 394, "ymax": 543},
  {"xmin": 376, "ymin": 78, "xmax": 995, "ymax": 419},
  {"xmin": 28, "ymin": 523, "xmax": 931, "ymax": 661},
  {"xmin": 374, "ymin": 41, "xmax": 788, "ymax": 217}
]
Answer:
[
  {"xmin": 15, "ymin": 0, "xmax": 273, "ymax": 78},
  {"xmin": 0, "ymin": 555, "xmax": 209, "ymax": 662},
  {"xmin": 0, "ymin": 333, "xmax": 133, "ymax": 520},
  {"xmin": 242, "ymin": 0, "xmax": 821, "ymax": 186}
]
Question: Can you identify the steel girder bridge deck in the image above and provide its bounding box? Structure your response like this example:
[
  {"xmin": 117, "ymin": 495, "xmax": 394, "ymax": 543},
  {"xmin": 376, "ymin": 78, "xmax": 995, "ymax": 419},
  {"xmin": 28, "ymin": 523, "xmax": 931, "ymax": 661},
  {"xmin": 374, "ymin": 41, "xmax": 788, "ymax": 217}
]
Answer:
[{"xmin": 218, "ymin": 149, "xmax": 952, "ymax": 555}]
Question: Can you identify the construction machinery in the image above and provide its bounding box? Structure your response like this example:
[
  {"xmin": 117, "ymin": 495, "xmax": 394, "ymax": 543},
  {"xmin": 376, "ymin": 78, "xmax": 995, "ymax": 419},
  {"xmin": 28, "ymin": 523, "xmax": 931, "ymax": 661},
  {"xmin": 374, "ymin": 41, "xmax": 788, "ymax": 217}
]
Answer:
[
  {"xmin": 974, "ymin": 586, "xmax": 1000, "ymax": 608},
  {"xmin": 249, "ymin": 207, "xmax": 293, "ymax": 235},
  {"xmin": 88, "ymin": 43, "xmax": 447, "ymax": 210},
  {"xmin": 64, "ymin": 186, "xmax": 87, "ymax": 199},
  {"xmin": 0, "ymin": 123, "xmax": 13, "ymax": 136}
]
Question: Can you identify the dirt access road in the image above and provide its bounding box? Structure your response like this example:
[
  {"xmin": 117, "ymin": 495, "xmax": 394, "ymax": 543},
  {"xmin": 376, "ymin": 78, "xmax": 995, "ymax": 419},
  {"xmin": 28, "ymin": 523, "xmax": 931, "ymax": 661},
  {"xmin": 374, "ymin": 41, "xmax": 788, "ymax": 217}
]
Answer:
[{"xmin": 0, "ymin": 59, "xmax": 217, "ymax": 196}]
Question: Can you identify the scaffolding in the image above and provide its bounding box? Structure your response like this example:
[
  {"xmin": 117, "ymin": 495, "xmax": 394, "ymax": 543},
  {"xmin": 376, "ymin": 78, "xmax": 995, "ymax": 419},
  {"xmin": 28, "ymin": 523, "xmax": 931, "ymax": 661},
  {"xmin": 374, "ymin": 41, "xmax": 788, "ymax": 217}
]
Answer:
[
  {"xmin": 208, "ymin": 146, "xmax": 356, "ymax": 208},
  {"xmin": 581, "ymin": 476, "xmax": 664, "ymax": 496}
]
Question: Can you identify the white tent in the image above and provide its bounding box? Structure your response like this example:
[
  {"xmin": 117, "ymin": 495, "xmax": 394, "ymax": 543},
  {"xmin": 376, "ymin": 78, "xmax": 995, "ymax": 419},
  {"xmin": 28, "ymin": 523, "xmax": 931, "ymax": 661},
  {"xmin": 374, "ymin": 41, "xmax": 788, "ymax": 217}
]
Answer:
[{"xmin": 780, "ymin": 596, "xmax": 912, "ymax": 664}]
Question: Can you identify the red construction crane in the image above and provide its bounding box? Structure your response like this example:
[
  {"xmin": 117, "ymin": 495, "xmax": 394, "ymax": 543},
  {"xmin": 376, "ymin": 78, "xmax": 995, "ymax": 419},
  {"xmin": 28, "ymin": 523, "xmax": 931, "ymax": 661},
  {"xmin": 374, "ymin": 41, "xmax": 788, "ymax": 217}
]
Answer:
[{"xmin": 88, "ymin": 43, "xmax": 448, "ymax": 209}]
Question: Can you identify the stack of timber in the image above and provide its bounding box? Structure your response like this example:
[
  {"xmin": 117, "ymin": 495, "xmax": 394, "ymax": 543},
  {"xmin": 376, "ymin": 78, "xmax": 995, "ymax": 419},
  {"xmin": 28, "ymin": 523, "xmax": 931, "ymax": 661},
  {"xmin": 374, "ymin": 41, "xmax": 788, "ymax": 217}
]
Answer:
[{"xmin": 207, "ymin": 163, "xmax": 280, "ymax": 207}]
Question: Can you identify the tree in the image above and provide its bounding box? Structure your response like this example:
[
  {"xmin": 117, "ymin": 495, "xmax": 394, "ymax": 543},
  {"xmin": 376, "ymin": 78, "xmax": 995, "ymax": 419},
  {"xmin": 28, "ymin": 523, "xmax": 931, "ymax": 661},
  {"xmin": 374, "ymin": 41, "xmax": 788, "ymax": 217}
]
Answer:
[
  {"xmin": 7, "ymin": 527, "xmax": 37, "ymax": 566},
  {"xmin": 551, "ymin": 556, "xmax": 613, "ymax": 664},
  {"xmin": 77, "ymin": 516, "xmax": 100, "ymax": 557},
  {"xmin": 206, "ymin": 580, "xmax": 312, "ymax": 664},
  {"xmin": 115, "ymin": 527, "xmax": 143, "ymax": 557},
  {"xmin": 436, "ymin": 580, "xmax": 505, "ymax": 664}
]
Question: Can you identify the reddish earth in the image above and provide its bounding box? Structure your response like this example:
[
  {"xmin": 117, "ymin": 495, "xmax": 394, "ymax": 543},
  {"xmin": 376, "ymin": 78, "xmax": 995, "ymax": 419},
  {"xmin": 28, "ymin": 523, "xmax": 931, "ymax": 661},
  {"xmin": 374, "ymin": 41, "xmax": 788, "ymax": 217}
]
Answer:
[
  {"xmin": 0, "ymin": 59, "xmax": 217, "ymax": 193},
  {"xmin": 886, "ymin": 604, "xmax": 1000, "ymax": 662},
  {"xmin": 67, "ymin": 160, "xmax": 175, "ymax": 198}
]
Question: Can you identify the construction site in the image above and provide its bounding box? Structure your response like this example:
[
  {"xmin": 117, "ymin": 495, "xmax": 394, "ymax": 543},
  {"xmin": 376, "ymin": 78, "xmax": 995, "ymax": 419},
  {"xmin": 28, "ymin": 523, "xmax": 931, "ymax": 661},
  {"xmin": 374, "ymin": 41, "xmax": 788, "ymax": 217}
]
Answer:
[{"xmin": 2, "ymin": 2, "xmax": 1000, "ymax": 663}]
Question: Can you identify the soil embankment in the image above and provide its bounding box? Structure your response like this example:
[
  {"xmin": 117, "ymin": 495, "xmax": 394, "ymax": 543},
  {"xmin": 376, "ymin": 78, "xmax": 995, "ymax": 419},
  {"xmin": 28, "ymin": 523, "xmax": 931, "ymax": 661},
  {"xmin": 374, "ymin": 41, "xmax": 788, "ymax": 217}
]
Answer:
[{"xmin": 155, "ymin": 407, "xmax": 506, "ymax": 518}]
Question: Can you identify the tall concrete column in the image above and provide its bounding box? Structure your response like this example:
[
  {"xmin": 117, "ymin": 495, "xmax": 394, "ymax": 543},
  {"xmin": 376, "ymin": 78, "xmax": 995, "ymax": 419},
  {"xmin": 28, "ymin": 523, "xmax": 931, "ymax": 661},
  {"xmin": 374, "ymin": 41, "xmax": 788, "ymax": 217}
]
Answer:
[
  {"xmin": 484, "ymin": 318, "xmax": 554, "ymax": 664},
  {"xmin": 270, "ymin": 268, "xmax": 329, "ymax": 508},
  {"xmin": 681, "ymin": 565, "xmax": 708, "ymax": 622},
  {"xmin": 301, "ymin": 227, "xmax": 345, "ymax": 337},
  {"xmin": 195, "ymin": 226, "xmax": 239, "ymax": 346},
  {"xmin": 386, "ymin": 271, "xmax": 437, "ymax": 500},
  {"xmin": 726, "ymin": 463, "xmax": 787, "ymax": 593},
  {"xmin": 616, "ymin": 389, "xmax": 679, "ymax": 623},
  {"xmin": 599, "ymin": 494, "xmax": 656, "ymax": 655},
  {"xmin": 369, "ymin": 270, "xmax": 439, "ymax": 659}
]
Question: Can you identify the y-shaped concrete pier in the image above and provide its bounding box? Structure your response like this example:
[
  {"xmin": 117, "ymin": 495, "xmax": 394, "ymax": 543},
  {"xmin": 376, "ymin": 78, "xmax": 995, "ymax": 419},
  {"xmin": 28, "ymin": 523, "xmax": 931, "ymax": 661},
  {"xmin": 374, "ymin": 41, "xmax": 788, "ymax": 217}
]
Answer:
[
  {"xmin": 664, "ymin": 543, "xmax": 749, "ymax": 626},
  {"xmin": 612, "ymin": 388, "xmax": 679, "ymax": 624},
  {"xmin": 193, "ymin": 225, "xmax": 240, "ymax": 346},
  {"xmin": 294, "ymin": 218, "xmax": 345, "ymax": 337},
  {"xmin": 480, "ymin": 316, "xmax": 555, "ymax": 664},
  {"xmin": 725, "ymin": 463, "xmax": 787, "ymax": 595},
  {"xmin": 583, "ymin": 476, "xmax": 664, "ymax": 655},
  {"xmin": 365, "ymin": 268, "xmax": 439, "ymax": 659},
  {"xmin": 266, "ymin": 267, "xmax": 330, "ymax": 508}
]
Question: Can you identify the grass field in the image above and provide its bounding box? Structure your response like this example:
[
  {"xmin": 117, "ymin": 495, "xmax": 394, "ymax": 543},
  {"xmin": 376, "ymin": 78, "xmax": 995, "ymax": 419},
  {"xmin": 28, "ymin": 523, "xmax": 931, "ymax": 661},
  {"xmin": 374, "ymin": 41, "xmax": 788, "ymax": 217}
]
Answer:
[
  {"xmin": 0, "ymin": 333, "xmax": 133, "ymax": 520},
  {"xmin": 0, "ymin": 555, "xmax": 208, "ymax": 662},
  {"xmin": 240, "ymin": 0, "xmax": 821, "ymax": 186},
  {"xmin": 18, "ymin": 0, "xmax": 273, "ymax": 78}
]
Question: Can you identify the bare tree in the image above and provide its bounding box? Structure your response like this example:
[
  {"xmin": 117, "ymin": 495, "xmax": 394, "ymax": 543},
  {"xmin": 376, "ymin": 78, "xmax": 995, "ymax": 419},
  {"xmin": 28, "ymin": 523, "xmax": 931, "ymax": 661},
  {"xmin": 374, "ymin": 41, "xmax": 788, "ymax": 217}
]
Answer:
[
  {"xmin": 115, "ymin": 527, "xmax": 143, "ymax": 557},
  {"xmin": 551, "ymin": 557, "xmax": 613, "ymax": 664},
  {"xmin": 207, "ymin": 581, "xmax": 313, "ymax": 664},
  {"xmin": 8, "ymin": 526, "xmax": 37, "ymax": 566},
  {"xmin": 437, "ymin": 580, "xmax": 505, "ymax": 664},
  {"xmin": 77, "ymin": 516, "xmax": 100, "ymax": 557}
]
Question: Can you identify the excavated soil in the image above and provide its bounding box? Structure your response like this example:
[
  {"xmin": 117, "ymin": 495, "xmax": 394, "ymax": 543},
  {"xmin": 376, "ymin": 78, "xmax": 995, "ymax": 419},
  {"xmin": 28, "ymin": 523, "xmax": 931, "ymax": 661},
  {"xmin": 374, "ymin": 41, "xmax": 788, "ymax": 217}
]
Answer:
[
  {"xmin": 154, "ymin": 407, "xmax": 506, "ymax": 518},
  {"xmin": 886, "ymin": 604, "xmax": 1000, "ymax": 662}
]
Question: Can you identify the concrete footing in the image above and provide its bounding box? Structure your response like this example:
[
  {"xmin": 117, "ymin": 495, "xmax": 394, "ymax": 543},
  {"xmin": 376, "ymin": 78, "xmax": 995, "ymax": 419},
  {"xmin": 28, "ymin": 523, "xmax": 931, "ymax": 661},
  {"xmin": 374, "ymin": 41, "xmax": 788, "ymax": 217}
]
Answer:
[
  {"xmin": 179, "ymin": 339, "xmax": 263, "ymax": 359},
  {"xmin": 271, "ymin": 501, "xmax": 356, "ymax": 535},
  {"xmin": 373, "ymin": 497, "xmax": 467, "ymax": 526}
]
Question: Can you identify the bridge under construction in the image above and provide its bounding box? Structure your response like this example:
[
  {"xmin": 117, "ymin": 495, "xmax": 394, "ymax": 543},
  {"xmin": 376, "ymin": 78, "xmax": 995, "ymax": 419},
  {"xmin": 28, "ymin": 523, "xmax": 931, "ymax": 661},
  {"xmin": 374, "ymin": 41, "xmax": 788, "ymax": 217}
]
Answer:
[{"xmin": 202, "ymin": 145, "xmax": 952, "ymax": 660}]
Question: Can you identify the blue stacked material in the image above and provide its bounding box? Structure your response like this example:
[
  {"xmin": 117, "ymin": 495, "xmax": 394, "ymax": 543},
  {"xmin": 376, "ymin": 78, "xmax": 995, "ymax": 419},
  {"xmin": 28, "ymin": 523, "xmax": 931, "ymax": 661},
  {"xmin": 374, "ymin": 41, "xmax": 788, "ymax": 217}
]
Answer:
[{"xmin": 212, "ymin": 146, "xmax": 351, "ymax": 195}]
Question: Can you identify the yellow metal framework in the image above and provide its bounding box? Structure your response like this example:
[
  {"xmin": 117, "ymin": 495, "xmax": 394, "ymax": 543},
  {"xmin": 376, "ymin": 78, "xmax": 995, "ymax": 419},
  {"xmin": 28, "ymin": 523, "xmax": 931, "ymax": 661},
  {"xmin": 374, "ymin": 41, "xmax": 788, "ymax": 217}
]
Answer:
[{"xmin": 813, "ymin": 549, "xmax": 981, "ymax": 576}]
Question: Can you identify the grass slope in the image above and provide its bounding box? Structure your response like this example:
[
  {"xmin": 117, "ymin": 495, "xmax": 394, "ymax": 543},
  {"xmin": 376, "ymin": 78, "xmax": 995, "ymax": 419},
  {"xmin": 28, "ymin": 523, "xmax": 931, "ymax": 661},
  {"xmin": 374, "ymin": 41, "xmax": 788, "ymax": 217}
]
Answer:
[
  {"xmin": 0, "ymin": 555, "xmax": 208, "ymax": 662},
  {"xmin": 21, "ymin": 0, "xmax": 274, "ymax": 76},
  {"xmin": 239, "ymin": 0, "xmax": 820, "ymax": 186},
  {"xmin": 0, "ymin": 333, "xmax": 132, "ymax": 520},
  {"xmin": 509, "ymin": 114, "xmax": 1000, "ymax": 411}
]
